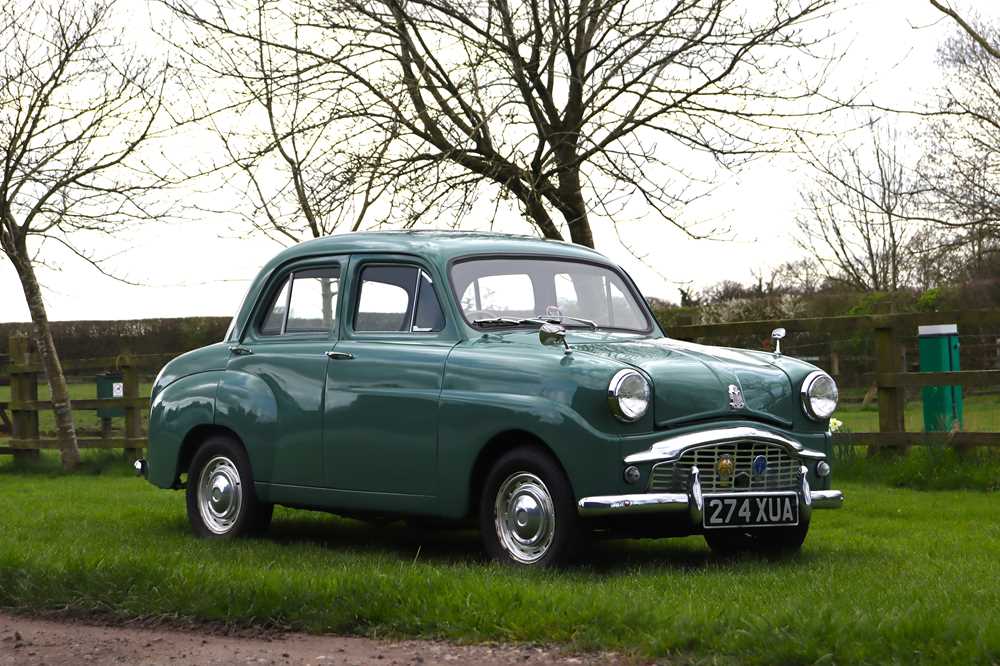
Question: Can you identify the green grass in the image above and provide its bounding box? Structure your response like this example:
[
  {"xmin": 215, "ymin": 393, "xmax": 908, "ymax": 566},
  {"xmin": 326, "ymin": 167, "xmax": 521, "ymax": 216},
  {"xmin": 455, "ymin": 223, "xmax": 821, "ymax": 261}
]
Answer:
[
  {"xmin": 834, "ymin": 446, "xmax": 1000, "ymax": 492},
  {"xmin": 0, "ymin": 460, "xmax": 997, "ymax": 664},
  {"xmin": 836, "ymin": 392, "xmax": 1000, "ymax": 433}
]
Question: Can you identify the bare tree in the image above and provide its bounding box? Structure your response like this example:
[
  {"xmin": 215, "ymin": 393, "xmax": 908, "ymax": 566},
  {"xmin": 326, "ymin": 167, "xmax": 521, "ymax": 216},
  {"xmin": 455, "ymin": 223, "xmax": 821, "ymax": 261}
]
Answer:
[
  {"xmin": 0, "ymin": 1, "xmax": 166, "ymax": 469},
  {"xmin": 166, "ymin": 0, "xmax": 841, "ymax": 248},
  {"xmin": 918, "ymin": 3, "xmax": 1000, "ymax": 245},
  {"xmin": 795, "ymin": 126, "xmax": 946, "ymax": 292},
  {"xmin": 166, "ymin": 0, "xmax": 403, "ymax": 243}
]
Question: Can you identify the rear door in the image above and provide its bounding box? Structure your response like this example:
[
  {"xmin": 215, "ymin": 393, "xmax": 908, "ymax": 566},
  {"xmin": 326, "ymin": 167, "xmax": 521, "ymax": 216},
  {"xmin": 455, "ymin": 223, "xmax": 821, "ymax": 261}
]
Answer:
[{"xmin": 323, "ymin": 255, "xmax": 456, "ymax": 496}]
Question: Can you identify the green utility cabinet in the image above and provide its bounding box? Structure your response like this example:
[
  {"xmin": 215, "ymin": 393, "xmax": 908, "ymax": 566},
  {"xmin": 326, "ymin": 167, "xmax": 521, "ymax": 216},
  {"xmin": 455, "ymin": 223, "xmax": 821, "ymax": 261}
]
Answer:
[
  {"xmin": 918, "ymin": 324, "xmax": 963, "ymax": 432},
  {"xmin": 96, "ymin": 371, "xmax": 125, "ymax": 419}
]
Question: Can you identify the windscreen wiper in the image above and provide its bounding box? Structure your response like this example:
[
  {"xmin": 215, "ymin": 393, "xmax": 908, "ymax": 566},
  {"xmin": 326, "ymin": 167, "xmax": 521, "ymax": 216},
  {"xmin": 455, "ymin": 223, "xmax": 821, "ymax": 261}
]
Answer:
[
  {"xmin": 531, "ymin": 313, "xmax": 598, "ymax": 330},
  {"xmin": 471, "ymin": 317, "xmax": 548, "ymax": 328},
  {"xmin": 472, "ymin": 315, "xmax": 598, "ymax": 330}
]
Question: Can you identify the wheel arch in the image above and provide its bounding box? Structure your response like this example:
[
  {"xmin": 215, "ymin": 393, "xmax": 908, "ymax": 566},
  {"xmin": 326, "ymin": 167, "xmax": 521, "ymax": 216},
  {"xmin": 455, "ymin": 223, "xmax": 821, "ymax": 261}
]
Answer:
[
  {"xmin": 176, "ymin": 424, "xmax": 247, "ymax": 485},
  {"xmin": 467, "ymin": 429, "xmax": 570, "ymax": 518}
]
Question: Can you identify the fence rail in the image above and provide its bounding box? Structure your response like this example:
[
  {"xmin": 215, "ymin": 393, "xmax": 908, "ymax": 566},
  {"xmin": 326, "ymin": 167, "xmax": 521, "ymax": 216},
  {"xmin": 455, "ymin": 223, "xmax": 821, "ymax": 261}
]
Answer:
[
  {"xmin": 1, "ymin": 334, "xmax": 173, "ymax": 461},
  {"xmin": 3, "ymin": 308, "xmax": 1000, "ymax": 459}
]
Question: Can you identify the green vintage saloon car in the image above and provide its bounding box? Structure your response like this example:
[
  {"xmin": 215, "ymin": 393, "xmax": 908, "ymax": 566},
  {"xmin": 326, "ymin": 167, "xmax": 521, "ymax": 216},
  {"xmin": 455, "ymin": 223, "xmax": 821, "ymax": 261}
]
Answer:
[{"xmin": 137, "ymin": 231, "xmax": 842, "ymax": 566}]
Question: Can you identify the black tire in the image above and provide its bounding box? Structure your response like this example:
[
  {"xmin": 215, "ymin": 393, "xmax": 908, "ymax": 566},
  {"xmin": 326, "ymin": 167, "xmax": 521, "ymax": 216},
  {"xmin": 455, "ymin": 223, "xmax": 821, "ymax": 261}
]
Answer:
[
  {"xmin": 479, "ymin": 446, "xmax": 582, "ymax": 568},
  {"xmin": 186, "ymin": 435, "xmax": 271, "ymax": 539},
  {"xmin": 703, "ymin": 518, "xmax": 810, "ymax": 557}
]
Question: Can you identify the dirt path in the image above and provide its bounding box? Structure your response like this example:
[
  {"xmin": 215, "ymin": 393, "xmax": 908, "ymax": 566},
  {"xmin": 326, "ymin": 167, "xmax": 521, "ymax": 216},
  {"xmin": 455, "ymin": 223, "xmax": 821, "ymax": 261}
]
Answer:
[{"xmin": 0, "ymin": 613, "xmax": 627, "ymax": 665}]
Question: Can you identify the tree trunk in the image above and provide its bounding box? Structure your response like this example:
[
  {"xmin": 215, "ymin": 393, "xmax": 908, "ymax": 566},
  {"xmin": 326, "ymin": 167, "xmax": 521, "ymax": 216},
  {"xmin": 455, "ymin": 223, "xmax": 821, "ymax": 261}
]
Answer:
[
  {"xmin": 9, "ymin": 249, "xmax": 80, "ymax": 470},
  {"xmin": 507, "ymin": 179, "xmax": 564, "ymax": 241},
  {"xmin": 556, "ymin": 167, "xmax": 595, "ymax": 249}
]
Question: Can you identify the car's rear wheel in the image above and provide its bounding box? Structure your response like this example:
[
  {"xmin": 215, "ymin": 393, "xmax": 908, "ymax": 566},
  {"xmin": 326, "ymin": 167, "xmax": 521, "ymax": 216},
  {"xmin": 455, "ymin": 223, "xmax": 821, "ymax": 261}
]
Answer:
[
  {"xmin": 479, "ymin": 446, "xmax": 581, "ymax": 567},
  {"xmin": 186, "ymin": 435, "xmax": 272, "ymax": 539},
  {"xmin": 703, "ymin": 518, "xmax": 810, "ymax": 556}
]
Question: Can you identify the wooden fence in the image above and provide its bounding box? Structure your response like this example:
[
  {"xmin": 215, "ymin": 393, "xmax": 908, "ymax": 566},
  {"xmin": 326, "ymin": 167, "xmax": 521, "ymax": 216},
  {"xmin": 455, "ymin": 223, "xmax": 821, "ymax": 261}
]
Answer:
[
  {"xmin": 671, "ymin": 308, "xmax": 1000, "ymax": 452},
  {"xmin": 2, "ymin": 309, "xmax": 999, "ymax": 459},
  {"xmin": 0, "ymin": 334, "xmax": 176, "ymax": 461}
]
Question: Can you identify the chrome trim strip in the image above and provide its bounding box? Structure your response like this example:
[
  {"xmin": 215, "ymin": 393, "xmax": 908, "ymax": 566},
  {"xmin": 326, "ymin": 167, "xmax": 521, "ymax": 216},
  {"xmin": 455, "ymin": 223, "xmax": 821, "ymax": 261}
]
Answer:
[
  {"xmin": 798, "ymin": 465, "xmax": 812, "ymax": 524},
  {"xmin": 810, "ymin": 489, "xmax": 844, "ymax": 509},
  {"xmin": 624, "ymin": 426, "xmax": 826, "ymax": 465},
  {"xmin": 577, "ymin": 492, "xmax": 689, "ymax": 516},
  {"xmin": 688, "ymin": 466, "xmax": 704, "ymax": 525},
  {"xmin": 577, "ymin": 487, "xmax": 843, "ymax": 517}
]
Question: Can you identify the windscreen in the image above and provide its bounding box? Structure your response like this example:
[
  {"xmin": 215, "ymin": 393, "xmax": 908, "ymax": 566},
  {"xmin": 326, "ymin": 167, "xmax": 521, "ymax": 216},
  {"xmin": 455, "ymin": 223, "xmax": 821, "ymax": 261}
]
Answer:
[{"xmin": 450, "ymin": 258, "xmax": 650, "ymax": 332}]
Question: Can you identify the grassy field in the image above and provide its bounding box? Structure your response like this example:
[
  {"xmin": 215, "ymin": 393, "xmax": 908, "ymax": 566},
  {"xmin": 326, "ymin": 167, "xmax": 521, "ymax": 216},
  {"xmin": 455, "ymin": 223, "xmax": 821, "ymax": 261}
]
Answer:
[
  {"xmin": 0, "ymin": 458, "xmax": 997, "ymax": 664},
  {"xmin": 835, "ymin": 391, "xmax": 1000, "ymax": 433}
]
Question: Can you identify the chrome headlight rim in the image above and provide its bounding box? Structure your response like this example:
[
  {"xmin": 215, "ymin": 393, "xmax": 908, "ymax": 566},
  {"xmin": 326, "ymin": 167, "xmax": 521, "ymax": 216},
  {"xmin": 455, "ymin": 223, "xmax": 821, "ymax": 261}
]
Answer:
[
  {"xmin": 608, "ymin": 369, "xmax": 651, "ymax": 423},
  {"xmin": 801, "ymin": 370, "xmax": 838, "ymax": 421}
]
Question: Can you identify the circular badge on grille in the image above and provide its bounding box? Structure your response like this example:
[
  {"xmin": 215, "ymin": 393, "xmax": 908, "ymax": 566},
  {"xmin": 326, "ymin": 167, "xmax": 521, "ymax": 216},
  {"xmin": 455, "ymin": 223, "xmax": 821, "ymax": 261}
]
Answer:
[{"xmin": 752, "ymin": 454, "xmax": 768, "ymax": 476}]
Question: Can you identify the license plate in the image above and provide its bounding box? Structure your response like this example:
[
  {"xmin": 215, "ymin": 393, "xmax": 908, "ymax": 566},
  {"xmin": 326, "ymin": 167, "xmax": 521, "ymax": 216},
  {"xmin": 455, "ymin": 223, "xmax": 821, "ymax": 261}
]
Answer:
[{"xmin": 703, "ymin": 493, "xmax": 799, "ymax": 529}]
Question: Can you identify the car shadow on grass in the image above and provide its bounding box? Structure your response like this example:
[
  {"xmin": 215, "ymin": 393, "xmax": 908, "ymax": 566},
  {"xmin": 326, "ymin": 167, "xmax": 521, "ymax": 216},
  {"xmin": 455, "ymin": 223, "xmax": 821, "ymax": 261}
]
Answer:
[{"xmin": 250, "ymin": 514, "xmax": 836, "ymax": 573}]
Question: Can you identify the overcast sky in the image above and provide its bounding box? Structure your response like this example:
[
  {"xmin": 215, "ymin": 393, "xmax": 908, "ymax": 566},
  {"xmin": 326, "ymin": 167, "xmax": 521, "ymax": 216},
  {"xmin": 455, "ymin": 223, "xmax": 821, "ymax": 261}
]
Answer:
[{"xmin": 1, "ymin": 0, "xmax": 996, "ymax": 324}]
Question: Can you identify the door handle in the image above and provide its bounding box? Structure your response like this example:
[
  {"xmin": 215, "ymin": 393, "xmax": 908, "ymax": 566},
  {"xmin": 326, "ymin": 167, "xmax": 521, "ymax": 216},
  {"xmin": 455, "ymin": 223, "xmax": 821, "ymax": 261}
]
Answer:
[
  {"xmin": 229, "ymin": 344, "xmax": 253, "ymax": 356},
  {"xmin": 326, "ymin": 351, "xmax": 354, "ymax": 360}
]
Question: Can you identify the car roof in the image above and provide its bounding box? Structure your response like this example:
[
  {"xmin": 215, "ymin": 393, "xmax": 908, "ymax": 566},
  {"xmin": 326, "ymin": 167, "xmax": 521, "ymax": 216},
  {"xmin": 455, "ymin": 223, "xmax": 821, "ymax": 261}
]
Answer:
[{"xmin": 265, "ymin": 230, "xmax": 610, "ymax": 268}]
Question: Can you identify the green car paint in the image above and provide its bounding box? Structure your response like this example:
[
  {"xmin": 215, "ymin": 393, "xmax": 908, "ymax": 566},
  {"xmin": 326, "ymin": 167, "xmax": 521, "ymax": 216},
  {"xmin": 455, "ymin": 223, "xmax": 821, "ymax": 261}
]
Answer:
[{"xmin": 145, "ymin": 231, "xmax": 838, "ymax": 525}]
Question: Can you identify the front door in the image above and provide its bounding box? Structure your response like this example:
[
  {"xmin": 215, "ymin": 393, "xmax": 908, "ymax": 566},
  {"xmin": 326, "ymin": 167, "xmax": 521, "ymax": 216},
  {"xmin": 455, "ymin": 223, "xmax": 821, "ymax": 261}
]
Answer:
[
  {"xmin": 323, "ymin": 257, "xmax": 456, "ymax": 497},
  {"xmin": 220, "ymin": 261, "xmax": 342, "ymax": 487}
]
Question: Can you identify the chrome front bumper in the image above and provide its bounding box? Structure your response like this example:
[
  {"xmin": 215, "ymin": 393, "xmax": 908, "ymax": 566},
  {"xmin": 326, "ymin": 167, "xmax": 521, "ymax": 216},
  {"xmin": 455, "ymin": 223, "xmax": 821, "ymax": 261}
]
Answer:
[{"xmin": 577, "ymin": 465, "xmax": 843, "ymax": 519}]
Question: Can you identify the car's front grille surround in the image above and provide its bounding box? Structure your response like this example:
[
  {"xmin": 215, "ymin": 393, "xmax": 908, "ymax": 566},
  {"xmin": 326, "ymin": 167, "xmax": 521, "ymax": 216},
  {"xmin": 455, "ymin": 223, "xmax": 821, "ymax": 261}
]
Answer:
[{"xmin": 649, "ymin": 441, "xmax": 799, "ymax": 493}]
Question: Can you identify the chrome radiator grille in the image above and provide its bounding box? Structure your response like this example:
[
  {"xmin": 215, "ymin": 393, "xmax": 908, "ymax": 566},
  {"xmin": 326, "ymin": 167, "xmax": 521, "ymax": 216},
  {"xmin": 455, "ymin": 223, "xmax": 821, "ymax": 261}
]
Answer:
[{"xmin": 649, "ymin": 441, "xmax": 799, "ymax": 493}]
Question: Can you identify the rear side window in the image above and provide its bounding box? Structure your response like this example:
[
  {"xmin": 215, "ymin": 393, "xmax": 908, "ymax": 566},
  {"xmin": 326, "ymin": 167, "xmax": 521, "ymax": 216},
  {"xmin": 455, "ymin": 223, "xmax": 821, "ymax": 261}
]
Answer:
[
  {"xmin": 354, "ymin": 265, "xmax": 445, "ymax": 333},
  {"xmin": 259, "ymin": 266, "xmax": 340, "ymax": 336}
]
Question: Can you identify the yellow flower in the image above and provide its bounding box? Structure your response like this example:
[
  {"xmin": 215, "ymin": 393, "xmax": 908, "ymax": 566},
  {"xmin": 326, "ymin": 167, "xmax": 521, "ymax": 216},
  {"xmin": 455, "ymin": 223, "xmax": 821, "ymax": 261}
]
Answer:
[{"xmin": 829, "ymin": 417, "xmax": 843, "ymax": 433}]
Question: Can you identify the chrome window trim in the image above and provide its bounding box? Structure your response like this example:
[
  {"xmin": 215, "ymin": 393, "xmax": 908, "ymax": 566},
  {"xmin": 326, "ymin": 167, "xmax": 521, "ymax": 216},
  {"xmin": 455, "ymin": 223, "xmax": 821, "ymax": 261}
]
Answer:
[{"xmin": 623, "ymin": 426, "xmax": 827, "ymax": 465}]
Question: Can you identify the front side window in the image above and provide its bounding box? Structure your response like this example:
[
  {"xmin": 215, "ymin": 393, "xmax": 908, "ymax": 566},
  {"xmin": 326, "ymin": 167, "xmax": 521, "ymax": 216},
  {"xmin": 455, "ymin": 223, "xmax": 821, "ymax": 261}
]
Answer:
[
  {"xmin": 451, "ymin": 258, "xmax": 650, "ymax": 332},
  {"xmin": 354, "ymin": 265, "xmax": 445, "ymax": 333},
  {"xmin": 260, "ymin": 278, "xmax": 290, "ymax": 335},
  {"xmin": 259, "ymin": 266, "xmax": 340, "ymax": 336}
]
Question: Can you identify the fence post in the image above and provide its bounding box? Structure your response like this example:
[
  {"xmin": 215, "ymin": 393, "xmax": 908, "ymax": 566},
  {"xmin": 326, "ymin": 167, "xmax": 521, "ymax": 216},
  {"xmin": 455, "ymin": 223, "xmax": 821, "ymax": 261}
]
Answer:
[
  {"xmin": 873, "ymin": 325, "xmax": 906, "ymax": 456},
  {"xmin": 9, "ymin": 334, "xmax": 40, "ymax": 462},
  {"xmin": 121, "ymin": 356, "xmax": 141, "ymax": 463}
]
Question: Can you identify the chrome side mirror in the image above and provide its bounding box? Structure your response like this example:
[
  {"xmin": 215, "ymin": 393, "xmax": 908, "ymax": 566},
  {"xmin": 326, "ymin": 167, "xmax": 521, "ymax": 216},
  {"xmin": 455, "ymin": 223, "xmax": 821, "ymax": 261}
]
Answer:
[
  {"xmin": 771, "ymin": 327, "xmax": 786, "ymax": 356},
  {"xmin": 540, "ymin": 322, "xmax": 571, "ymax": 354}
]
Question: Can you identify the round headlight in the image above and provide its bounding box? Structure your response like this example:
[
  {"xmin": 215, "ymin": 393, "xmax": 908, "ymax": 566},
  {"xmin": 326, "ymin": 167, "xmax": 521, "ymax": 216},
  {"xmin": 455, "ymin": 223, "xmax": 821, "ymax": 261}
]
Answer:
[
  {"xmin": 608, "ymin": 369, "xmax": 650, "ymax": 422},
  {"xmin": 802, "ymin": 371, "xmax": 838, "ymax": 421}
]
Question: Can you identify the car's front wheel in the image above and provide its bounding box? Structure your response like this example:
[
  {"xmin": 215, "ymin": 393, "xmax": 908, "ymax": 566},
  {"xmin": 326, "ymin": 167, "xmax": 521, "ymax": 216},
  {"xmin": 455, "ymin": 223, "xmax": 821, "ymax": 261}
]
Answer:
[
  {"xmin": 186, "ymin": 435, "xmax": 272, "ymax": 539},
  {"xmin": 479, "ymin": 446, "xmax": 582, "ymax": 567},
  {"xmin": 703, "ymin": 519, "xmax": 810, "ymax": 556}
]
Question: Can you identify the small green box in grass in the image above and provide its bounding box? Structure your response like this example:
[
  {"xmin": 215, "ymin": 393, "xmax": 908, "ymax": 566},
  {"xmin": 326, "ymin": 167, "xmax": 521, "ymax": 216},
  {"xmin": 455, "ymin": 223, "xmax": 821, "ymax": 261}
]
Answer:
[
  {"xmin": 918, "ymin": 324, "xmax": 963, "ymax": 432},
  {"xmin": 95, "ymin": 371, "xmax": 125, "ymax": 419}
]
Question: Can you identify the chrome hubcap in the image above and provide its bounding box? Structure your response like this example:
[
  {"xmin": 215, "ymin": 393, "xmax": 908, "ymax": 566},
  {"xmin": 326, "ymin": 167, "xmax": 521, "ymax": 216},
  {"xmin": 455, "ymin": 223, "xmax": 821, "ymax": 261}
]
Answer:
[
  {"xmin": 495, "ymin": 472, "xmax": 555, "ymax": 564},
  {"xmin": 198, "ymin": 456, "xmax": 242, "ymax": 534}
]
